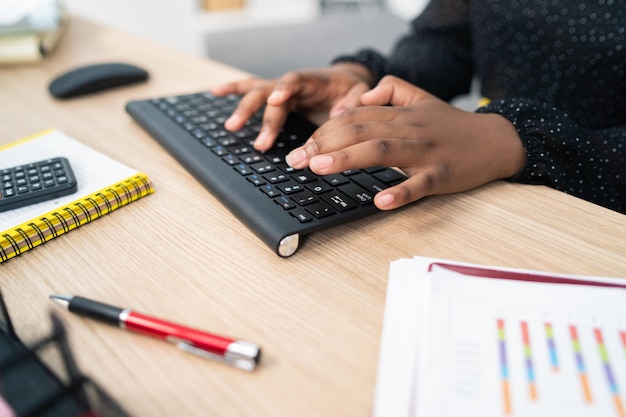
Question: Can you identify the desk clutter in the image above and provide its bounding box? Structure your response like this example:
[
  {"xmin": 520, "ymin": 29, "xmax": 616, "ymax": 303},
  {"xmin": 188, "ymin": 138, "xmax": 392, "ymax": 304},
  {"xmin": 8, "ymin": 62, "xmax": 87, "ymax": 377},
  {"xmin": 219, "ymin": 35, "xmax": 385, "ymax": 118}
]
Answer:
[
  {"xmin": 0, "ymin": 129, "xmax": 153, "ymax": 263},
  {"xmin": 374, "ymin": 256, "xmax": 626, "ymax": 417},
  {"xmin": 0, "ymin": 0, "xmax": 68, "ymax": 65}
]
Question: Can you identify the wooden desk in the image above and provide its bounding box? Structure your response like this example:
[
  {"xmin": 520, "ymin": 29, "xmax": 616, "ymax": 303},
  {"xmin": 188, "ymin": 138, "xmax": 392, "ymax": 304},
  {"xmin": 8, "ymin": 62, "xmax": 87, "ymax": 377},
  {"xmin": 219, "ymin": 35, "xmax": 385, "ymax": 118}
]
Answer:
[{"xmin": 1, "ymin": 17, "xmax": 625, "ymax": 417}]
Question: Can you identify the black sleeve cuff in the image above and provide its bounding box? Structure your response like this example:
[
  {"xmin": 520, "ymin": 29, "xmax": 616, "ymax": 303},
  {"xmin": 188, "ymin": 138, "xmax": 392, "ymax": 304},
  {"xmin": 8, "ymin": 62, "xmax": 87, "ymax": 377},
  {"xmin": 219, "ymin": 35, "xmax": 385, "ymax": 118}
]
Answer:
[{"xmin": 331, "ymin": 49, "xmax": 392, "ymax": 86}]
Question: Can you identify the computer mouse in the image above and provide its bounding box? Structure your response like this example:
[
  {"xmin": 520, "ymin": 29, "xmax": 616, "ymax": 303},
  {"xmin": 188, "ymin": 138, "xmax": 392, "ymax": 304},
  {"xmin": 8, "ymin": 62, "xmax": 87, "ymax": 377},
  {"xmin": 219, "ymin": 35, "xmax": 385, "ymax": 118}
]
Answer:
[{"xmin": 49, "ymin": 62, "xmax": 149, "ymax": 99}]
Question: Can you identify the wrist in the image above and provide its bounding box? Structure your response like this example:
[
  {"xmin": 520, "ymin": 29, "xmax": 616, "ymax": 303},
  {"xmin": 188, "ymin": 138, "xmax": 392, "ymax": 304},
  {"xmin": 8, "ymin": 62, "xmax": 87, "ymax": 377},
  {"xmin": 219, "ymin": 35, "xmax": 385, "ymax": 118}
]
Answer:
[{"xmin": 480, "ymin": 113, "xmax": 526, "ymax": 179}]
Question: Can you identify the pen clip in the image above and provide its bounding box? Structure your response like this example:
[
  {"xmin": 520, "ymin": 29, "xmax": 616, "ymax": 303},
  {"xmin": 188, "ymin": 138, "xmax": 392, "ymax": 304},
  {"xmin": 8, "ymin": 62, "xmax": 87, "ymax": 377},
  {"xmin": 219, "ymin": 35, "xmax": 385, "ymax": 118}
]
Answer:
[{"xmin": 174, "ymin": 340, "xmax": 259, "ymax": 372}]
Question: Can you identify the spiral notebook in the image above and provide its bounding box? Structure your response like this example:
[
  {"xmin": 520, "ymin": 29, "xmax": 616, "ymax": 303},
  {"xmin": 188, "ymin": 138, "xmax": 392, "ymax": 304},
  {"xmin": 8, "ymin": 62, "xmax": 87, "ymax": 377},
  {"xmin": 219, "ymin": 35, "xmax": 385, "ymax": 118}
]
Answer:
[{"xmin": 0, "ymin": 129, "xmax": 153, "ymax": 263}]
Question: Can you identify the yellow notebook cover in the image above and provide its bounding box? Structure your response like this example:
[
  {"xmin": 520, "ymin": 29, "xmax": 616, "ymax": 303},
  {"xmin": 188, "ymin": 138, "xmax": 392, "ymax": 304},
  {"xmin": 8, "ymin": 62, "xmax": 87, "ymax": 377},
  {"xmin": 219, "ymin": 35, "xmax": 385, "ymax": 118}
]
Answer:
[{"xmin": 0, "ymin": 129, "xmax": 153, "ymax": 263}]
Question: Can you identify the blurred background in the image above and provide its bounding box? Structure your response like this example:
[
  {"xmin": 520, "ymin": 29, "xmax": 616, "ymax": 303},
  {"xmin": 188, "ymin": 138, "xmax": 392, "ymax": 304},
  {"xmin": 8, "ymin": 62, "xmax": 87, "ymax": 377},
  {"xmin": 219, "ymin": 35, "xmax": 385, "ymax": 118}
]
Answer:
[
  {"xmin": 61, "ymin": 0, "xmax": 427, "ymax": 78},
  {"xmin": 3, "ymin": 0, "xmax": 477, "ymax": 107}
]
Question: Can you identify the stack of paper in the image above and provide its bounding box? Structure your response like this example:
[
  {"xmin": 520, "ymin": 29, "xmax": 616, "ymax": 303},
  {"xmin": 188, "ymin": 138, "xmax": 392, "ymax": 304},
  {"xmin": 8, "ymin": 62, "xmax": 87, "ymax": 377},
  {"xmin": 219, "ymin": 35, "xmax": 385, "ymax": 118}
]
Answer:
[
  {"xmin": 0, "ymin": 0, "xmax": 68, "ymax": 64},
  {"xmin": 374, "ymin": 256, "xmax": 626, "ymax": 417}
]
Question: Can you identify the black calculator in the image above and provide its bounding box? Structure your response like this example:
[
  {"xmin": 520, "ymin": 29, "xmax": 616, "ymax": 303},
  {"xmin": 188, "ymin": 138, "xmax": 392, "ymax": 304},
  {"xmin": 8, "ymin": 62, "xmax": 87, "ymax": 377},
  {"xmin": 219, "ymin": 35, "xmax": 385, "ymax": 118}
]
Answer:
[{"xmin": 0, "ymin": 157, "xmax": 78, "ymax": 213}]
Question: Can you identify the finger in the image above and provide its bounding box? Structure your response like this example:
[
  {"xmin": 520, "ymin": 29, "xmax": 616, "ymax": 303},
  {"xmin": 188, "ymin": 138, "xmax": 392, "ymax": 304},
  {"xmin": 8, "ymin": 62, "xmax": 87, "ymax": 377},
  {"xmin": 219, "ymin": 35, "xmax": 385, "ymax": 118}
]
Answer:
[
  {"xmin": 211, "ymin": 82, "xmax": 238, "ymax": 96},
  {"xmin": 254, "ymin": 101, "xmax": 293, "ymax": 151},
  {"xmin": 310, "ymin": 105, "xmax": 401, "ymax": 143},
  {"xmin": 374, "ymin": 169, "xmax": 441, "ymax": 210},
  {"xmin": 267, "ymin": 71, "xmax": 316, "ymax": 106},
  {"xmin": 289, "ymin": 120, "xmax": 430, "ymax": 174},
  {"xmin": 307, "ymin": 132, "xmax": 425, "ymax": 175},
  {"xmin": 329, "ymin": 82, "xmax": 369, "ymax": 118},
  {"xmin": 285, "ymin": 107, "xmax": 403, "ymax": 169},
  {"xmin": 224, "ymin": 87, "xmax": 272, "ymax": 131},
  {"xmin": 211, "ymin": 78, "xmax": 263, "ymax": 96},
  {"xmin": 361, "ymin": 75, "xmax": 433, "ymax": 107}
]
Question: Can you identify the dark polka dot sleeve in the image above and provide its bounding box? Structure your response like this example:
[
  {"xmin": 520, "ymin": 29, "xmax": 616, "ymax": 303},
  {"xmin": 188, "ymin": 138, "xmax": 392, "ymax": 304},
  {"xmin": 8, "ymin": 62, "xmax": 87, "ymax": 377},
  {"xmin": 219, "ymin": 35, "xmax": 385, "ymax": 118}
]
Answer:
[{"xmin": 477, "ymin": 99, "xmax": 625, "ymax": 213}]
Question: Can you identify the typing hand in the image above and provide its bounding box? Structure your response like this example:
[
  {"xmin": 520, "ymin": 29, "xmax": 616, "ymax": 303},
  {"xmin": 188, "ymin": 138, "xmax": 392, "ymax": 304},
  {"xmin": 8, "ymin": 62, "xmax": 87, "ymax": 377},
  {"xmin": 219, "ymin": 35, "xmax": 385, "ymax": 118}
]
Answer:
[
  {"xmin": 210, "ymin": 63, "xmax": 374, "ymax": 152},
  {"xmin": 285, "ymin": 76, "xmax": 526, "ymax": 210}
]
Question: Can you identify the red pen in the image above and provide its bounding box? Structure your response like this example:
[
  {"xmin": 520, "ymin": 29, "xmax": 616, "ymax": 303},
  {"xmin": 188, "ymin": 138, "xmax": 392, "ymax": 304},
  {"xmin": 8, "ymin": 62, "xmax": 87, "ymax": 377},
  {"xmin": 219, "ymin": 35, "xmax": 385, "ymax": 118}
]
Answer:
[{"xmin": 49, "ymin": 294, "xmax": 260, "ymax": 371}]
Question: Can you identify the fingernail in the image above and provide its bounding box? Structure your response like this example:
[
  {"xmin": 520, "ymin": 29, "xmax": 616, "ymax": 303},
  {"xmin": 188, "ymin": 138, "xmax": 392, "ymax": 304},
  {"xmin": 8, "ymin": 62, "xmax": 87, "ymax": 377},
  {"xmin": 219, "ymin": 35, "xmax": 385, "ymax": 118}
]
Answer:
[
  {"xmin": 268, "ymin": 90, "xmax": 283, "ymax": 103},
  {"xmin": 286, "ymin": 149, "xmax": 306, "ymax": 167},
  {"xmin": 377, "ymin": 193, "xmax": 395, "ymax": 209},
  {"xmin": 225, "ymin": 114, "xmax": 241, "ymax": 129},
  {"xmin": 310, "ymin": 155, "xmax": 333, "ymax": 171},
  {"xmin": 330, "ymin": 106, "xmax": 346, "ymax": 118}
]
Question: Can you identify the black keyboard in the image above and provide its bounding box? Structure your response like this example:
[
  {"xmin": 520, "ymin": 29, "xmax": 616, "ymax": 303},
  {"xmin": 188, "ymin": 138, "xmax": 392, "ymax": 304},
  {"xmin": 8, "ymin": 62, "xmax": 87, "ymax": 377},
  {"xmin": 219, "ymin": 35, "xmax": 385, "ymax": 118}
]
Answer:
[{"xmin": 126, "ymin": 92, "xmax": 406, "ymax": 257}]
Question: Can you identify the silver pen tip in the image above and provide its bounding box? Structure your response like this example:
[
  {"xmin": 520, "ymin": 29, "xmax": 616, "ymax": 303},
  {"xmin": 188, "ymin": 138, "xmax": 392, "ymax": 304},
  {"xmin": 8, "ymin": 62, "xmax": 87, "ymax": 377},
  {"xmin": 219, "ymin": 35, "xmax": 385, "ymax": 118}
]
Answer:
[{"xmin": 49, "ymin": 294, "xmax": 72, "ymax": 308}]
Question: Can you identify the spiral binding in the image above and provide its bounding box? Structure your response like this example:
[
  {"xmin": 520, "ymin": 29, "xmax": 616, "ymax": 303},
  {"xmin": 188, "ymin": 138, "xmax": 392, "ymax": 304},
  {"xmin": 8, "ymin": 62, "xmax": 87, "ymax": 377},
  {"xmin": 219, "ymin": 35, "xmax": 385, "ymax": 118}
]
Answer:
[{"xmin": 0, "ymin": 174, "xmax": 153, "ymax": 263}]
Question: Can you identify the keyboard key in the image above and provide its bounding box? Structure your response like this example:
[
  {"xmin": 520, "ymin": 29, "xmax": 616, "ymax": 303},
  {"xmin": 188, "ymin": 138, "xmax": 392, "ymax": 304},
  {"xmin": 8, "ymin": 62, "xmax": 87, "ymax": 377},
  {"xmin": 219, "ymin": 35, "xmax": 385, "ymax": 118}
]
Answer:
[
  {"xmin": 292, "ymin": 191, "xmax": 319, "ymax": 206},
  {"xmin": 247, "ymin": 174, "xmax": 266, "ymax": 186},
  {"xmin": 293, "ymin": 170, "xmax": 317, "ymax": 184},
  {"xmin": 234, "ymin": 164, "xmax": 253, "ymax": 176},
  {"xmin": 338, "ymin": 182, "xmax": 374, "ymax": 205},
  {"xmin": 306, "ymin": 202, "xmax": 335, "ymax": 219},
  {"xmin": 290, "ymin": 209, "xmax": 314, "ymax": 223},
  {"xmin": 306, "ymin": 181, "xmax": 333, "ymax": 194},
  {"xmin": 322, "ymin": 192, "xmax": 358, "ymax": 212},
  {"xmin": 251, "ymin": 162, "xmax": 275, "ymax": 174},
  {"xmin": 350, "ymin": 173, "xmax": 386, "ymax": 194},
  {"xmin": 374, "ymin": 168, "xmax": 406, "ymax": 184},
  {"xmin": 322, "ymin": 174, "xmax": 349, "ymax": 186},
  {"xmin": 260, "ymin": 184, "xmax": 280, "ymax": 198},
  {"xmin": 274, "ymin": 195, "xmax": 296, "ymax": 210},
  {"xmin": 264, "ymin": 173, "xmax": 288, "ymax": 184},
  {"xmin": 277, "ymin": 182, "xmax": 304, "ymax": 194}
]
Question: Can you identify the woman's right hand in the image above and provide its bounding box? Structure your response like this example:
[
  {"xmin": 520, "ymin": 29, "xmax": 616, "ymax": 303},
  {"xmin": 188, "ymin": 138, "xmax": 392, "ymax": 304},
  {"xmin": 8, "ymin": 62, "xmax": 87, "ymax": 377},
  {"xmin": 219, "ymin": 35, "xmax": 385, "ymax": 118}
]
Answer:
[{"xmin": 210, "ymin": 63, "xmax": 375, "ymax": 151}]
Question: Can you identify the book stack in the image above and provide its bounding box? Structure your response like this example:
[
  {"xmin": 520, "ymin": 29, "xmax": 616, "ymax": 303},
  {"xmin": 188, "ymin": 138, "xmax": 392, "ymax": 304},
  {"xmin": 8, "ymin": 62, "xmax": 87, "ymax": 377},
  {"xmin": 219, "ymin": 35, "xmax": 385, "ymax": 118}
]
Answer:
[{"xmin": 0, "ymin": 0, "xmax": 68, "ymax": 65}]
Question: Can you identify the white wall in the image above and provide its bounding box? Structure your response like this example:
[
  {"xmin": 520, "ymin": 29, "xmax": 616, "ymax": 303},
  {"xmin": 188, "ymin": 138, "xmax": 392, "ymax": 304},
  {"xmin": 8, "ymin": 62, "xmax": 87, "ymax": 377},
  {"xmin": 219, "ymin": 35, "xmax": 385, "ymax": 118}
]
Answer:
[
  {"xmin": 63, "ymin": 0, "xmax": 320, "ymax": 56},
  {"xmin": 386, "ymin": 0, "xmax": 428, "ymax": 20}
]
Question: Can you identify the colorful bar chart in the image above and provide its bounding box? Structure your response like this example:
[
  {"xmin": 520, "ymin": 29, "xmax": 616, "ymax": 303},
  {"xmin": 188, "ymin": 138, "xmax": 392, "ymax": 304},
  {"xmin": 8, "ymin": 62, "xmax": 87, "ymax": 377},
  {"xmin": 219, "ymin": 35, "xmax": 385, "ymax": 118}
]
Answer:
[
  {"xmin": 491, "ymin": 320, "xmax": 626, "ymax": 416},
  {"xmin": 414, "ymin": 265, "xmax": 626, "ymax": 417}
]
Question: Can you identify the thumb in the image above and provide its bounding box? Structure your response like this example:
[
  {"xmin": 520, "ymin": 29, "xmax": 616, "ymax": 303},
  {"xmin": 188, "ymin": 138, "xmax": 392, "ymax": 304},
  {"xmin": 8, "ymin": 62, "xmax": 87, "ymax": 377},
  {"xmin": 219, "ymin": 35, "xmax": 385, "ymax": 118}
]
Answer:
[
  {"xmin": 361, "ymin": 75, "xmax": 432, "ymax": 106},
  {"xmin": 329, "ymin": 83, "xmax": 370, "ymax": 118}
]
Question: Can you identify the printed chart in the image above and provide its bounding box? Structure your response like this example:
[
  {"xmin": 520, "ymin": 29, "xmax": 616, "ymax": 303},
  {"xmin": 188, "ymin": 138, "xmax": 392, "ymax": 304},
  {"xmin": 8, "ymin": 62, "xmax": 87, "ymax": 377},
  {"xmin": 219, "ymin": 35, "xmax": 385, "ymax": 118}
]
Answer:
[{"xmin": 414, "ymin": 266, "xmax": 626, "ymax": 417}]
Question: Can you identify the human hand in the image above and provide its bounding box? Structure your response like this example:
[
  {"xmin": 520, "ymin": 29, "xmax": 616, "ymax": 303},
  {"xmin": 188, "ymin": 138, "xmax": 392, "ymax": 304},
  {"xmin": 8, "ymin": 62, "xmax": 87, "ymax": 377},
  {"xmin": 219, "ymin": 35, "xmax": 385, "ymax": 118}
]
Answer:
[
  {"xmin": 285, "ymin": 76, "xmax": 526, "ymax": 210},
  {"xmin": 210, "ymin": 63, "xmax": 375, "ymax": 151}
]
